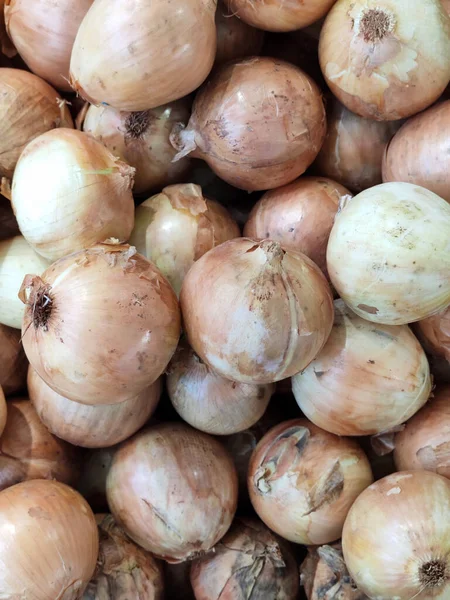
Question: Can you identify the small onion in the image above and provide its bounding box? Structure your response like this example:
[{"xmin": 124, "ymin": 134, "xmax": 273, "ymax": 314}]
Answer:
[
  {"xmin": 0, "ymin": 323, "xmax": 27, "ymax": 395},
  {"xmin": 181, "ymin": 238, "xmax": 334, "ymax": 384},
  {"xmin": 319, "ymin": 0, "xmax": 450, "ymax": 120},
  {"xmin": 106, "ymin": 422, "xmax": 238, "ymax": 562},
  {"xmin": 414, "ymin": 305, "xmax": 450, "ymax": 363},
  {"xmin": 170, "ymin": 57, "xmax": 326, "ymax": 192},
  {"xmin": 215, "ymin": 1, "xmax": 265, "ymax": 65},
  {"xmin": 327, "ymin": 182, "xmax": 450, "ymax": 325},
  {"xmin": 248, "ymin": 419, "xmax": 373, "ymax": 545},
  {"xmin": 77, "ymin": 447, "xmax": 116, "ymax": 513}
]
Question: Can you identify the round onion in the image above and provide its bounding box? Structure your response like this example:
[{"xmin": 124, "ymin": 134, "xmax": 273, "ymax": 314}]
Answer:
[
  {"xmin": 414, "ymin": 305, "xmax": 450, "ymax": 363},
  {"xmin": 106, "ymin": 422, "xmax": 238, "ymax": 562},
  {"xmin": 70, "ymin": 0, "xmax": 217, "ymax": 111},
  {"xmin": 20, "ymin": 242, "xmax": 180, "ymax": 405},
  {"xmin": 28, "ymin": 367, "xmax": 161, "ymax": 448},
  {"xmin": 130, "ymin": 184, "xmax": 240, "ymax": 296},
  {"xmin": 0, "ymin": 479, "xmax": 98, "ymax": 599},
  {"xmin": 190, "ymin": 518, "xmax": 299, "ymax": 599},
  {"xmin": 327, "ymin": 182, "xmax": 450, "ymax": 325},
  {"xmin": 180, "ymin": 238, "xmax": 334, "ymax": 384},
  {"xmin": 170, "ymin": 57, "xmax": 326, "ymax": 192},
  {"xmin": 77, "ymin": 447, "xmax": 116, "ymax": 513},
  {"xmin": 248, "ymin": 419, "xmax": 373, "ymax": 545},
  {"xmin": 0, "ymin": 323, "xmax": 27, "ymax": 395},
  {"xmin": 215, "ymin": 1, "xmax": 264, "ymax": 65}
]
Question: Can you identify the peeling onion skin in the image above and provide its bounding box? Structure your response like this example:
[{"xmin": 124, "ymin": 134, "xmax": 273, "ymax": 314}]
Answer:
[
  {"xmin": 106, "ymin": 422, "xmax": 238, "ymax": 563},
  {"xmin": 171, "ymin": 57, "xmax": 326, "ymax": 192},
  {"xmin": 180, "ymin": 238, "xmax": 334, "ymax": 385},
  {"xmin": 77, "ymin": 447, "xmax": 116, "ymax": 513},
  {"xmin": 215, "ymin": 2, "xmax": 264, "ymax": 65},
  {"xmin": 248, "ymin": 419, "xmax": 374, "ymax": 545},
  {"xmin": 0, "ymin": 479, "xmax": 99, "ymax": 599},
  {"xmin": 327, "ymin": 182, "xmax": 450, "ymax": 325},
  {"xmin": 0, "ymin": 324, "xmax": 27, "ymax": 395},
  {"xmin": 414, "ymin": 305, "xmax": 450, "ymax": 364}
]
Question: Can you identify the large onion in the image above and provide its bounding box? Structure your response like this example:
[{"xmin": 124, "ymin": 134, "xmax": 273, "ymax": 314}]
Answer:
[
  {"xmin": 70, "ymin": 0, "xmax": 217, "ymax": 111},
  {"xmin": 180, "ymin": 238, "xmax": 334, "ymax": 384},
  {"xmin": 215, "ymin": 1, "xmax": 264, "ymax": 65},
  {"xmin": 327, "ymin": 182, "xmax": 450, "ymax": 325},
  {"xmin": 0, "ymin": 323, "xmax": 27, "ymax": 395},
  {"xmin": 77, "ymin": 447, "xmax": 116, "ymax": 513},
  {"xmin": 170, "ymin": 57, "xmax": 326, "ymax": 191},
  {"xmin": 20, "ymin": 242, "xmax": 180, "ymax": 405},
  {"xmin": 319, "ymin": 0, "xmax": 450, "ymax": 120},
  {"xmin": 414, "ymin": 305, "xmax": 450, "ymax": 363}
]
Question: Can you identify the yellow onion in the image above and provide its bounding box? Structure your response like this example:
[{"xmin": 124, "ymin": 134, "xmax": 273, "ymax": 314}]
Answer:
[
  {"xmin": 0, "ymin": 324, "xmax": 27, "ymax": 395},
  {"xmin": 130, "ymin": 184, "xmax": 240, "ymax": 296},
  {"xmin": 248, "ymin": 419, "xmax": 373, "ymax": 545},
  {"xmin": 20, "ymin": 242, "xmax": 180, "ymax": 405},
  {"xmin": 70, "ymin": 0, "xmax": 217, "ymax": 111},
  {"xmin": 106, "ymin": 422, "xmax": 238, "ymax": 562},
  {"xmin": 342, "ymin": 470, "xmax": 450, "ymax": 599},
  {"xmin": 181, "ymin": 238, "xmax": 334, "ymax": 384},
  {"xmin": 11, "ymin": 128, "xmax": 135, "ymax": 261},
  {"xmin": 327, "ymin": 182, "xmax": 450, "ymax": 325},
  {"xmin": 77, "ymin": 447, "xmax": 116, "ymax": 513},
  {"xmin": 414, "ymin": 305, "xmax": 450, "ymax": 363},
  {"xmin": 0, "ymin": 479, "xmax": 98, "ymax": 599},
  {"xmin": 319, "ymin": 0, "xmax": 450, "ymax": 120},
  {"xmin": 170, "ymin": 57, "xmax": 326, "ymax": 192},
  {"xmin": 215, "ymin": 1, "xmax": 264, "ymax": 65},
  {"xmin": 28, "ymin": 367, "xmax": 161, "ymax": 448}
]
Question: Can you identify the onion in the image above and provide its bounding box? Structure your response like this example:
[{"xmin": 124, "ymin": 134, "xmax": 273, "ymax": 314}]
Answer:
[
  {"xmin": 130, "ymin": 184, "xmax": 240, "ymax": 296},
  {"xmin": 215, "ymin": 1, "xmax": 264, "ymax": 65},
  {"xmin": 69, "ymin": 0, "xmax": 217, "ymax": 111},
  {"xmin": 20, "ymin": 242, "xmax": 180, "ymax": 405},
  {"xmin": 170, "ymin": 57, "xmax": 326, "ymax": 192},
  {"xmin": 342, "ymin": 470, "xmax": 450, "ymax": 598},
  {"xmin": 327, "ymin": 182, "xmax": 450, "ymax": 325},
  {"xmin": 319, "ymin": 0, "xmax": 450, "ymax": 120},
  {"xmin": 248, "ymin": 418, "xmax": 373, "ymax": 545},
  {"xmin": 180, "ymin": 238, "xmax": 334, "ymax": 384},
  {"xmin": 77, "ymin": 447, "xmax": 116, "ymax": 513},
  {"xmin": 0, "ymin": 323, "xmax": 27, "ymax": 395},
  {"xmin": 0, "ymin": 479, "xmax": 98, "ymax": 599},
  {"xmin": 106, "ymin": 422, "xmax": 238, "ymax": 562},
  {"xmin": 28, "ymin": 367, "xmax": 161, "ymax": 448},
  {"xmin": 190, "ymin": 518, "xmax": 299, "ymax": 599},
  {"xmin": 414, "ymin": 305, "xmax": 450, "ymax": 363}
]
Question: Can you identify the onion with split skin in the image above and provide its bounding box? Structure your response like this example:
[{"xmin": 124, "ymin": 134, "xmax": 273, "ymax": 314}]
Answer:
[
  {"xmin": 215, "ymin": 1, "xmax": 265, "ymax": 65},
  {"xmin": 414, "ymin": 305, "xmax": 450, "ymax": 364},
  {"xmin": 0, "ymin": 324, "xmax": 27, "ymax": 396}
]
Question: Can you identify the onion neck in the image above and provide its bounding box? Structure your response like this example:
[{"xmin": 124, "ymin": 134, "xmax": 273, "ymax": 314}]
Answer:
[{"xmin": 19, "ymin": 275, "xmax": 53, "ymax": 332}]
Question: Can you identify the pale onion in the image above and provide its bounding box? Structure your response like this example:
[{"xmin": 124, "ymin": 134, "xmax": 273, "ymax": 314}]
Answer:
[
  {"xmin": 0, "ymin": 324, "xmax": 27, "ymax": 395},
  {"xmin": 180, "ymin": 238, "xmax": 334, "ymax": 384},
  {"xmin": 0, "ymin": 479, "xmax": 98, "ymax": 599},
  {"xmin": 0, "ymin": 386, "xmax": 6, "ymax": 437},
  {"xmin": 11, "ymin": 128, "xmax": 135, "ymax": 261},
  {"xmin": 0, "ymin": 194, "xmax": 19, "ymax": 241},
  {"xmin": 77, "ymin": 447, "xmax": 116, "ymax": 513},
  {"xmin": 215, "ymin": 1, "xmax": 264, "ymax": 65},
  {"xmin": 190, "ymin": 518, "xmax": 299, "ymax": 599},
  {"xmin": 342, "ymin": 470, "xmax": 450, "ymax": 599},
  {"xmin": 106, "ymin": 422, "xmax": 238, "ymax": 562},
  {"xmin": 170, "ymin": 57, "xmax": 326, "ymax": 191},
  {"xmin": 69, "ymin": 0, "xmax": 217, "ymax": 111},
  {"xmin": 248, "ymin": 419, "xmax": 373, "ymax": 545},
  {"xmin": 327, "ymin": 182, "xmax": 450, "ymax": 325},
  {"xmin": 28, "ymin": 367, "xmax": 161, "ymax": 448},
  {"xmin": 414, "ymin": 305, "xmax": 450, "ymax": 363},
  {"xmin": 243, "ymin": 176, "xmax": 351, "ymax": 278}
]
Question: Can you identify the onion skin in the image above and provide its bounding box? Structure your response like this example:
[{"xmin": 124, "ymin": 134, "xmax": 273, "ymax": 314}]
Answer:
[
  {"xmin": 171, "ymin": 57, "xmax": 326, "ymax": 192},
  {"xmin": 414, "ymin": 305, "xmax": 450, "ymax": 363},
  {"xmin": 106, "ymin": 422, "xmax": 238, "ymax": 562},
  {"xmin": 248, "ymin": 419, "xmax": 373, "ymax": 545},
  {"xmin": 215, "ymin": 2, "xmax": 264, "ymax": 65},
  {"xmin": 0, "ymin": 323, "xmax": 27, "ymax": 395},
  {"xmin": 77, "ymin": 447, "xmax": 116, "ymax": 513}
]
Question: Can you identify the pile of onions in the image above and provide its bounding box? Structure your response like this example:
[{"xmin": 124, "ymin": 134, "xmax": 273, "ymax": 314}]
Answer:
[
  {"xmin": 0, "ymin": 479, "xmax": 98, "ymax": 599},
  {"xmin": 327, "ymin": 182, "xmax": 450, "ymax": 325},
  {"xmin": 0, "ymin": 324, "xmax": 27, "ymax": 395},
  {"xmin": 11, "ymin": 128, "xmax": 135, "ymax": 261},
  {"xmin": 215, "ymin": 1, "xmax": 264, "ymax": 65},
  {"xmin": 130, "ymin": 183, "xmax": 240, "ymax": 296},
  {"xmin": 342, "ymin": 471, "xmax": 450, "ymax": 598},
  {"xmin": 414, "ymin": 305, "xmax": 450, "ymax": 363},
  {"xmin": 170, "ymin": 57, "xmax": 326, "ymax": 191},
  {"xmin": 28, "ymin": 367, "xmax": 161, "ymax": 448},
  {"xmin": 70, "ymin": 0, "xmax": 217, "ymax": 111},
  {"xmin": 190, "ymin": 518, "xmax": 299, "ymax": 599},
  {"xmin": 106, "ymin": 422, "xmax": 238, "ymax": 562},
  {"xmin": 180, "ymin": 238, "xmax": 334, "ymax": 384},
  {"xmin": 20, "ymin": 242, "xmax": 180, "ymax": 405},
  {"xmin": 248, "ymin": 419, "xmax": 373, "ymax": 545},
  {"xmin": 77, "ymin": 447, "xmax": 116, "ymax": 512}
]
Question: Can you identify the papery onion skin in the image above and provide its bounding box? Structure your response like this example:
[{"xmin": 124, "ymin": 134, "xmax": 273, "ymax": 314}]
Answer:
[
  {"xmin": 215, "ymin": 2, "xmax": 264, "ymax": 65},
  {"xmin": 413, "ymin": 305, "xmax": 450, "ymax": 363},
  {"xmin": 171, "ymin": 57, "xmax": 326, "ymax": 192},
  {"xmin": 327, "ymin": 182, "xmax": 450, "ymax": 325},
  {"xmin": 20, "ymin": 243, "xmax": 180, "ymax": 405},
  {"xmin": 106, "ymin": 422, "xmax": 238, "ymax": 562},
  {"xmin": 248, "ymin": 419, "xmax": 373, "ymax": 545},
  {"xmin": 181, "ymin": 238, "xmax": 334, "ymax": 384},
  {"xmin": 70, "ymin": 0, "xmax": 217, "ymax": 111},
  {"xmin": 77, "ymin": 447, "xmax": 116, "ymax": 513},
  {"xmin": 0, "ymin": 323, "xmax": 27, "ymax": 395},
  {"xmin": 0, "ymin": 479, "xmax": 98, "ymax": 599},
  {"xmin": 319, "ymin": 0, "xmax": 450, "ymax": 120}
]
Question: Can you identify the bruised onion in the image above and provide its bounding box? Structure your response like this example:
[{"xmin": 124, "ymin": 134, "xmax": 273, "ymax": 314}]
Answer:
[
  {"xmin": 0, "ymin": 324, "xmax": 27, "ymax": 395},
  {"xmin": 215, "ymin": 2, "xmax": 264, "ymax": 65},
  {"xmin": 77, "ymin": 447, "xmax": 116, "ymax": 513},
  {"xmin": 20, "ymin": 242, "xmax": 180, "ymax": 405},
  {"xmin": 171, "ymin": 57, "xmax": 326, "ymax": 191},
  {"xmin": 248, "ymin": 419, "xmax": 373, "ymax": 545},
  {"xmin": 106, "ymin": 422, "xmax": 238, "ymax": 562},
  {"xmin": 414, "ymin": 305, "xmax": 450, "ymax": 363}
]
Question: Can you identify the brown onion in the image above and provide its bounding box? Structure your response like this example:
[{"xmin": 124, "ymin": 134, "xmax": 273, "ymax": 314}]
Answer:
[
  {"xmin": 77, "ymin": 447, "xmax": 116, "ymax": 513},
  {"xmin": 180, "ymin": 238, "xmax": 334, "ymax": 384},
  {"xmin": 414, "ymin": 305, "xmax": 450, "ymax": 363},
  {"xmin": 171, "ymin": 57, "xmax": 326, "ymax": 191},
  {"xmin": 106, "ymin": 422, "xmax": 238, "ymax": 562},
  {"xmin": 215, "ymin": 1, "xmax": 264, "ymax": 65},
  {"xmin": 248, "ymin": 419, "xmax": 373, "ymax": 545},
  {"xmin": 0, "ymin": 323, "xmax": 27, "ymax": 395}
]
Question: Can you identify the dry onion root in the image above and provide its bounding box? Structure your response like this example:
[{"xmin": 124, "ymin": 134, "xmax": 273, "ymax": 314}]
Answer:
[
  {"xmin": 215, "ymin": 1, "xmax": 265, "ymax": 65},
  {"xmin": 0, "ymin": 323, "xmax": 27, "ymax": 395},
  {"xmin": 413, "ymin": 305, "xmax": 450, "ymax": 364}
]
